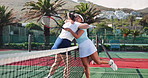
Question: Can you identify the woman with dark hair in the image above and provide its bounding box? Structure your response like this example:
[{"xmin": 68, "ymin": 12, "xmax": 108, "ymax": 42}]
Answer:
[
  {"xmin": 64, "ymin": 14, "xmax": 118, "ymax": 78},
  {"xmin": 44, "ymin": 13, "xmax": 90, "ymax": 78}
]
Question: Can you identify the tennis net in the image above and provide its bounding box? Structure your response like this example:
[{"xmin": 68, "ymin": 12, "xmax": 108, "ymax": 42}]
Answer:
[{"xmin": 0, "ymin": 46, "xmax": 84, "ymax": 78}]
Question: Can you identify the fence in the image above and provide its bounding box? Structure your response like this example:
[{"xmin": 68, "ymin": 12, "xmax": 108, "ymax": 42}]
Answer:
[{"xmin": 1, "ymin": 25, "xmax": 148, "ymax": 51}]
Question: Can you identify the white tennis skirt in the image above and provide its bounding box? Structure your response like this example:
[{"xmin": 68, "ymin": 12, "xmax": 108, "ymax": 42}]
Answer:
[{"xmin": 78, "ymin": 39, "xmax": 97, "ymax": 58}]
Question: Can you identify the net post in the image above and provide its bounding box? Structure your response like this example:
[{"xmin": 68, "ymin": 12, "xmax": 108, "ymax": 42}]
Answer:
[
  {"xmin": 95, "ymin": 35, "xmax": 99, "ymax": 54},
  {"xmin": 73, "ymin": 39, "xmax": 77, "ymax": 59},
  {"xmin": 28, "ymin": 34, "xmax": 31, "ymax": 52},
  {"xmin": 96, "ymin": 35, "xmax": 98, "ymax": 49},
  {"xmin": 66, "ymin": 49, "xmax": 69, "ymax": 78}
]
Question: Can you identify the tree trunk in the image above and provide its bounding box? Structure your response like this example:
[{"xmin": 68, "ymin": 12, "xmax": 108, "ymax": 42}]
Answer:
[
  {"xmin": 133, "ymin": 36, "xmax": 136, "ymax": 44},
  {"xmin": 0, "ymin": 26, "xmax": 3, "ymax": 47},
  {"xmin": 44, "ymin": 26, "xmax": 50, "ymax": 46},
  {"xmin": 42, "ymin": 16, "xmax": 51, "ymax": 47},
  {"xmin": 130, "ymin": 21, "xmax": 133, "ymax": 26}
]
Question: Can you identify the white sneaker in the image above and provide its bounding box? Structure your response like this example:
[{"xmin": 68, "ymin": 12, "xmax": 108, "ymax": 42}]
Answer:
[
  {"xmin": 91, "ymin": 60, "xmax": 96, "ymax": 65},
  {"xmin": 109, "ymin": 59, "xmax": 118, "ymax": 71}
]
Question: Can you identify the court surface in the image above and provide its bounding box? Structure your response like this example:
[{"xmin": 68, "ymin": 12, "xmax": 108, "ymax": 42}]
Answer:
[
  {"xmin": 1, "ymin": 50, "xmax": 148, "ymax": 78},
  {"xmin": 83, "ymin": 51, "xmax": 148, "ymax": 78}
]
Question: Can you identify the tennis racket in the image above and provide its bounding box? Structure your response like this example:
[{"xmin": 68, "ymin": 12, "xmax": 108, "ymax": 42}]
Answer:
[
  {"xmin": 41, "ymin": 16, "xmax": 64, "ymax": 36},
  {"xmin": 97, "ymin": 37, "xmax": 112, "ymax": 59},
  {"xmin": 98, "ymin": 38, "xmax": 119, "ymax": 71},
  {"xmin": 41, "ymin": 16, "xmax": 64, "ymax": 29}
]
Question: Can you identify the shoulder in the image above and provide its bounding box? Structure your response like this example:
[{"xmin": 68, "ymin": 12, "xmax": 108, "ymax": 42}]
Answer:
[
  {"xmin": 74, "ymin": 22, "xmax": 81, "ymax": 25},
  {"xmin": 77, "ymin": 28, "xmax": 85, "ymax": 32},
  {"xmin": 64, "ymin": 22, "xmax": 71, "ymax": 25},
  {"xmin": 74, "ymin": 22, "xmax": 82, "ymax": 28},
  {"xmin": 63, "ymin": 22, "xmax": 71, "ymax": 27}
]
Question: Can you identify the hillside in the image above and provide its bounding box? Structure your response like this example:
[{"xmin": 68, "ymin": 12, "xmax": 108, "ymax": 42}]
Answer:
[
  {"xmin": 0, "ymin": 0, "xmax": 79, "ymax": 21},
  {"xmin": 0, "ymin": 0, "xmax": 79, "ymax": 12},
  {"xmin": 137, "ymin": 7, "xmax": 148, "ymax": 15},
  {"xmin": 0, "ymin": 0, "xmax": 113, "ymax": 13},
  {"xmin": 0, "ymin": 0, "xmax": 147, "ymax": 18},
  {"xmin": 0, "ymin": 0, "xmax": 34, "ymax": 12}
]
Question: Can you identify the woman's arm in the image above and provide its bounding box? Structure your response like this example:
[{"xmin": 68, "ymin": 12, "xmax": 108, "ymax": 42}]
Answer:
[
  {"xmin": 78, "ymin": 23, "xmax": 90, "ymax": 29},
  {"xmin": 64, "ymin": 28, "xmax": 84, "ymax": 39},
  {"xmin": 78, "ymin": 24, "xmax": 96, "ymax": 29}
]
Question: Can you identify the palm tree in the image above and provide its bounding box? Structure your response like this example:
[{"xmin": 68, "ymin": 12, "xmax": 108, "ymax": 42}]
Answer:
[
  {"xmin": 74, "ymin": 3, "xmax": 100, "ymax": 24},
  {"xmin": 26, "ymin": 23, "xmax": 43, "ymax": 33},
  {"xmin": 139, "ymin": 15, "xmax": 148, "ymax": 27},
  {"xmin": 0, "ymin": 5, "xmax": 16, "ymax": 46},
  {"xmin": 22, "ymin": 0, "xmax": 66, "ymax": 46},
  {"xmin": 131, "ymin": 30, "xmax": 142, "ymax": 44},
  {"xmin": 120, "ymin": 28, "xmax": 131, "ymax": 37},
  {"xmin": 128, "ymin": 15, "xmax": 135, "ymax": 26},
  {"xmin": 74, "ymin": 3, "xmax": 100, "ymax": 36}
]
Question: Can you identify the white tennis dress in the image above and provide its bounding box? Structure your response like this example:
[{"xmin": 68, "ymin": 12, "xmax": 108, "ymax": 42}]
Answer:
[{"xmin": 76, "ymin": 29, "xmax": 97, "ymax": 58}]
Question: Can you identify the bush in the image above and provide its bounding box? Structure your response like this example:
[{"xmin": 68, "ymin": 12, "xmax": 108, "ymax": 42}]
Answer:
[{"xmin": 2, "ymin": 42, "xmax": 49, "ymax": 50}]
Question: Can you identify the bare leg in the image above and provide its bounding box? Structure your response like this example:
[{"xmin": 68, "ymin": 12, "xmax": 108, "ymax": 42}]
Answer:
[
  {"xmin": 61, "ymin": 54, "xmax": 71, "ymax": 78},
  {"xmin": 49, "ymin": 54, "xmax": 62, "ymax": 76},
  {"xmin": 91, "ymin": 52, "xmax": 118, "ymax": 71},
  {"xmin": 90, "ymin": 52, "xmax": 109, "ymax": 64},
  {"xmin": 81, "ymin": 57, "xmax": 90, "ymax": 78}
]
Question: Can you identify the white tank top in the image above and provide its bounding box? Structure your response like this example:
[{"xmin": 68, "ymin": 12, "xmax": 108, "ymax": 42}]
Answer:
[{"xmin": 59, "ymin": 22, "xmax": 81, "ymax": 41}]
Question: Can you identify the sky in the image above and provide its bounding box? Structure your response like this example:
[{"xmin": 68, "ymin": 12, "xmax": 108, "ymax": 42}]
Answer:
[{"xmin": 73, "ymin": 0, "xmax": 148, "ymax": 10}]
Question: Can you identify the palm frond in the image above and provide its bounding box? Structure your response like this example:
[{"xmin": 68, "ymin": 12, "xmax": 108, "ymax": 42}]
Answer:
[
  {"xmin": 74, "ymin": 3, "xmax": 100, "ymax": 24},
  {"xmin": 0, "ymin": 5, "xmax": 16, "ymax": 26},
  {"xmin": 22, "ymin": 0, "xmax": 67, "ymax": 22}
]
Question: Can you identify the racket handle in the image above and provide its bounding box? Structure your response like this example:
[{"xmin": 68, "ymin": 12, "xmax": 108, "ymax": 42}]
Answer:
[
  {"xmin": 98, "ymin": 37, "xmax": 112, "ymax": 59},
  {"xmin": 61, "ymin": 27, "xmax": 64, "ymax": 29}
]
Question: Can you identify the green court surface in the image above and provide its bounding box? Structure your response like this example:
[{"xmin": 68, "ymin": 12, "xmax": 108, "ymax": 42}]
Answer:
[
  {"xmin": 0, "ymin": 49, "xmax": 84, "ymax": 78},
  {"xmin": 82, "ymin": 51, "xmax": 148, "ymax": 78},
  {"xmin": 99, "ymin": 51, "xmax": 148, "ymax": 59},
  {"xmin": 82, "ymin": 67, "xmax": 148, "ymax": 78},
  {"xmin": 1, "ymin": 64, "xmax": 148, "ymax": 78},
  {"xmin": 0, "ymin": 66, "xmax": 84, "ymax": 78},
  {"xmin": 1, "ymin": 50, "xmax": 148, "ymax": 78},
  {"xmin": 0, "ymin": 50, "xmax": 28, "ymax": 54},
  {"xmin": 2, "ymin": 66, "xmax": 148, "ymax": 78}
]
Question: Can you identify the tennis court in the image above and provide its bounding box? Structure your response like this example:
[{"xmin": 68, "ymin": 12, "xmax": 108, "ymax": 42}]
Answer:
[
  {"xmin": 0, "ymin": 46, "xmax": 84, "ymax": 78},
  {"xmin": 86, "ymin": 51, "xmax": 148, "ymax": 78},
  {"xmin": 0, "ymin": 50, "xmax": 28, "ymax": 54},
  {"xmin": 0, "ymin": 48, "xmax": 148, "ymax": 78}
]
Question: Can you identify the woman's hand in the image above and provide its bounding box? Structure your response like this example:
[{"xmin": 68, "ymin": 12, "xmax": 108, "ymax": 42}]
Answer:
[{"xmin": 64, "ymin": 28, "xmax": 72, "ymax": 32}]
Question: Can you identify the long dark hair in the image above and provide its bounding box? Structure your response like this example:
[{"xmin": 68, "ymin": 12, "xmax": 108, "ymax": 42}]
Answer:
[{"xmin": 68, "ymin": 12, "xmax": 75, "ymax": 21}]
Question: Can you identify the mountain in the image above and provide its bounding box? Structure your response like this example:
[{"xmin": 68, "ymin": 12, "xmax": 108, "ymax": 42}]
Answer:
[
  {"xmin": 137, "ymin": 7, "xmax": 148, "ymax": 15},
  {"xmin": 0, "ymin": 0, "xmax": 147, "ymax": 18},
  {"xmin": 0, "ymin": 0, "xmax": 78, "ymax": 13},
  {"xmin": 0, "ymin": 0, "xmax": 114, "ymax": 13},
  {"xmin": 0, "ymin": 0, "xmax": 34, "ymax": 12},
  {"xmin": 0, "ymin": 0, "xmax": 79, "ymax": 21}
]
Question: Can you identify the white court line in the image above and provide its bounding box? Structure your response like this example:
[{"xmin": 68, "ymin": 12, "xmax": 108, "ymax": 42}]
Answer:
[{"xmin": 90, "ymin": 71, "xmax": 148, "ymax": 75}]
